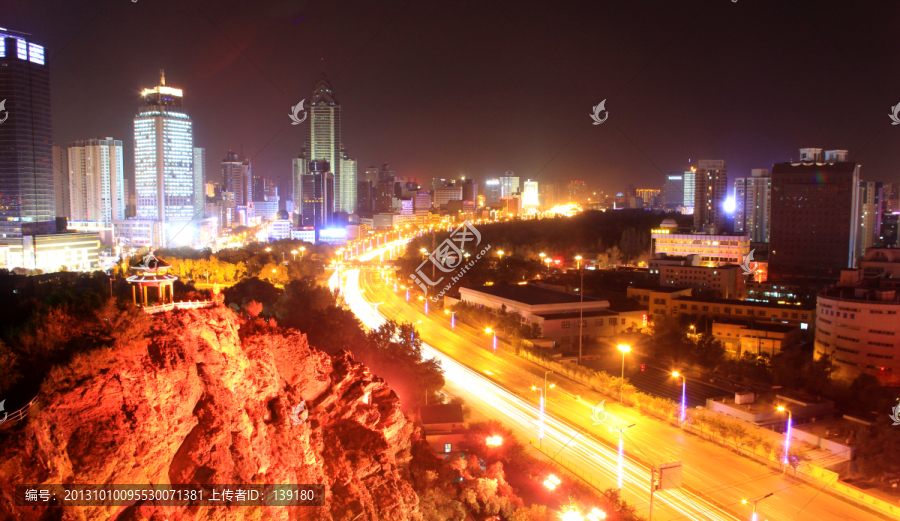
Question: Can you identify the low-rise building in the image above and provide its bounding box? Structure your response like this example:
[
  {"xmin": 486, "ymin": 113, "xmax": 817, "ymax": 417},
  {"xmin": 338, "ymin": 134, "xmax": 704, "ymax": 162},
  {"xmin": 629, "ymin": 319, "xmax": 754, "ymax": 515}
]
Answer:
[
  {"xmin": 533, "ymin": 308, "xmax": 647, "ymax": 349},
  {"xmin": 712, "ymin": 319, "xmax": 801, "ymax": 357},
  {"xmin": 660, "ymin": 264, "xmax": 744, "ymax": 298},
  {"xmin": 668, "ymin": 295, "xmax": 814, "ymax": 326},
  {"xmin": 459, "ymin": 284, "xmax": 609, "ymax": 324},
  {"xmin": 648, "ymin": 253, "xmax": 699, "ymax": 275},
  {"xmin": 0, "ymin": 232, "xmax": 100, "ymax": 273},
  {"xmin": 419, "ymin": 403, "xmax": 466, "ymax": 455},
  {"xmin": 815, "ymin": 269, "xmax": 900, "ymax": 386},
  {"xmin": 626, "ymin": 285, "xmax": 693, "ymax": 317},
  {"xmin": 651, "ymin": 227, "xmax": 751, "ymax": 266},
  {"xmin": 860, "ymin": 245, "xmax": 900, "ymax": 278}
]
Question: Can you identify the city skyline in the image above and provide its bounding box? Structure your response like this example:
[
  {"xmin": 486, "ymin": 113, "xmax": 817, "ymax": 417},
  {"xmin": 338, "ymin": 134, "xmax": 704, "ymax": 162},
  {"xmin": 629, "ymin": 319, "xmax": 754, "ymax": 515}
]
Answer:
[{"xmin": 3, "ymin": 0, "xmax": 898, "ymax": 200}]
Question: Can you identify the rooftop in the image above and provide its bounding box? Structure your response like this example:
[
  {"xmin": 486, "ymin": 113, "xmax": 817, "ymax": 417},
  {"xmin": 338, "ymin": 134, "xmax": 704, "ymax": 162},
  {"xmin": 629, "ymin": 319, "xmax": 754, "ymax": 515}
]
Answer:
[
  {"xmin": 713, "ymin": 319, "xmax": 798, "ymax": 333},
  {"xmin": 534, "ymin": 309, "xmax": 619, "ymax": 320},
  {"xmin": 461, "ymin": 284, "xmax": 603, "ymax": 306},
  {"xmin": 673, "ymin": 295, "xmax": 814, "ymax": 311},
  {"xmin": 419, "ymin": 403, "xmax": 464, "ymax": 425}
]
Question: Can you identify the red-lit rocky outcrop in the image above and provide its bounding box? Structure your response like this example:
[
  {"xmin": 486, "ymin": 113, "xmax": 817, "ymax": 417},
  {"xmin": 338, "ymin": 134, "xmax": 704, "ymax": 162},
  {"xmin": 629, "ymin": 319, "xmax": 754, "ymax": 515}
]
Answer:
[{"xmin": 0, "ymin": 306, "xmax": 423, "ymax": 521}]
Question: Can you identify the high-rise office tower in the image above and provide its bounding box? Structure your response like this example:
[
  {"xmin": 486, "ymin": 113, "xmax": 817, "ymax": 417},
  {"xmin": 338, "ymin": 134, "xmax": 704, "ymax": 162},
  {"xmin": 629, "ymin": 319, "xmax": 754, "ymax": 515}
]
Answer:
[
  {"xmin": 693, "ymin": 160, "xmax": 727, "ymax": 230},
  {"xmin": 500, "ymin": 171, "xmax": 519, "ymax": 198},
  {"xmin": 52, "ymin": 145, "xmax": 70, "ymax": 219},
  {"xmin": 522, "ymin": 180, "xmax": 539, "ymax": 208},
  {"xmin": 734, "ymin": 168, "xmax": 771, "ymax": 242},
  {"xmin": 683, "ymin": 168, "xmax": 696, "ymax": 212},
  {"xmin": 68, "ymin": 138, "xmax": 125, "ymax": 223},
  {"xmin": 539, "ymin": 182, "xmax": 557, "ymax": 209},
  {"xmin": 192, "ymin": 147, "xmax": 206, "ymax": 216},
  {"xmin": 221, "ymin": 151, "xmax": 251, "ymax": 227},
  {"xmin": 134, "ymin": 71, "xmax": 194, "ymax": 227},
  {"xmin": 857, "ymin": 181, "xmax": 883, "ymax": 258},
  {"xmin": 566, "ymin": 180, "xmax": 587, "ymax": 203},
  {"xmin": 304, "ymin": 75, "xmax": 343, "ymax": 213},
  {"xmin": 297, "ymin": 159, "xmax": 333, "ymax": 232},
  {"xmin": 357, "ymin": 180, "xmax": 373, "ymax": 215},
  {"xmin": 486, "ymin": 179, "xmax": 501, "ymax": 205},
  {"xmin": 664, "ymin": 173, "xmax": 684, "ymax": 207},
  {"xmin": 0, "ymin": 30, "xmax": 54, "ymax": 237},
  {"xmin": 769, "ymin": 149, "xmax": 860, "ymax": 281},
  {"xmin": 221, "ymin": 151, "xmax": 251, "ymax": 206},
  {"xmin": 340, "ymin": 147, "xmax": 357, "ymax": 213},
  {"xmin": 462, "ymin": 178, "xmax": 478, "ymax": 202}
]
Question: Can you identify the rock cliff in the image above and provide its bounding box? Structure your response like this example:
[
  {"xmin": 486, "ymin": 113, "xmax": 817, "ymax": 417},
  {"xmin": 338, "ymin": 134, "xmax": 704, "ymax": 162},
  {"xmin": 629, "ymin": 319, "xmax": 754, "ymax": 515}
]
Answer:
[{"xmin": 0, "ymin": 306, "xmax": 423, "ymax": 521}]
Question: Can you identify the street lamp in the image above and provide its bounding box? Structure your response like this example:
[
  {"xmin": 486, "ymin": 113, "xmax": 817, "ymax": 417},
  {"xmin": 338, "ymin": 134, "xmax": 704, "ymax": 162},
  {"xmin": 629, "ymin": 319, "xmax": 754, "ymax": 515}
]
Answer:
[
  {"xmin": 575, "ymin": 254, "xmax": 583, "ymax": 270},
  {"xmin": 617, "ymin": 344, "xmax": 631, "ymax": 403},
  {"xmin": 609, "ymin": 423, "xmax": 636, "ymax": 489},
  {"xmin": 485, "ymin": 327, "xmax": 497, "ymax": 353},
  {"xmin": 777, "ymin": 406, "xmax": 793, "ymax": 469},
  {"xmin": 531, "ymin": 374, "xmax": 555, "ymax": 449},
  {"xmin": 543, "ymin": 474, "xmax": 561, "ymax": 490},
  {"xmin": 485, "ymin": 435, "xmax": 503, "ymax": 447},
  {"xmin": 445, "ymin": 309, "xmax": 457, "ymax": 329},
  {"xmin": 672, "ymin": 371, "xmax": 686, "ymax": 424},
  {"xmin": 265, "ymin": 247, "xmax": 272, "ymax": 252},
  {"xmin": 419, "ymin": 247, "xmax": 428, "ymax": 260},
  {"xmin": 742, "ymin": 492, "xmax": 774, "ymax": 521},
  {"xmin": 586, "ymin": 508, "xmax": 607, "ymax": 521},
  {"xmin": 497, "ymin": 250, "xmax": 505, "ymax": 262},
  {"xmin": 291, "ymin": 249, "xmax": 299, "ymax": 260},
  {"xmin": 299, "ymin": 246, "xmax": 306, "ymax": 258}
]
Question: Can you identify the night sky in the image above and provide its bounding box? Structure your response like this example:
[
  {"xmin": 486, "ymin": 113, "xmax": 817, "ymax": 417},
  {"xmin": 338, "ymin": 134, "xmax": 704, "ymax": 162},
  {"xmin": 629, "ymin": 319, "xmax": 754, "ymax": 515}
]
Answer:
[{"xmin": 6, "ymin": 0, "xmax": 900, "ymax": 194}]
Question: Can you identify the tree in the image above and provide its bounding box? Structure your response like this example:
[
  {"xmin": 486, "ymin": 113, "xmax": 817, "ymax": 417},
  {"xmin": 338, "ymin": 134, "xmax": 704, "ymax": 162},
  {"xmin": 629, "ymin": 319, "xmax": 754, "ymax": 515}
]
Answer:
[
  {"xmin": 692, "ymin": 333, "xmax": 725, "ymax": 370},
  {"xmin": 245, "ymin": 300, "xmax": 263, "ymax": 319},
  {"xmin": 856, "ymin": 417, "xmax": 900, "ymax": 479}
]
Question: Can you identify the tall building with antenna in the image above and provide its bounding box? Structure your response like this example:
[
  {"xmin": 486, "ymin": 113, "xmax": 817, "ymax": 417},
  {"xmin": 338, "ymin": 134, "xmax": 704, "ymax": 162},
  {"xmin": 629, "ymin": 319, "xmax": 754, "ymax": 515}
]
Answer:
[
  {"xmin": 134, "ymin": 70, "xmax": 194, "ymax": 244},
  {"xmin": 304, "ymin": 74, "xmax": 344, "ymax": 213}
]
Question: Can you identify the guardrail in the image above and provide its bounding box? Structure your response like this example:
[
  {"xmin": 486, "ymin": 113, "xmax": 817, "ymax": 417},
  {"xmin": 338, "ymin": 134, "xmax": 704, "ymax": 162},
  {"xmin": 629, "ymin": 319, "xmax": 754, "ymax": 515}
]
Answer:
[
  {"xmin": 142, "ymin": 300, "xmax": 214, "ymax": 315},
  {"xmin": 0, "ymin": 395, "xmax": 39, "ymax": 430}
]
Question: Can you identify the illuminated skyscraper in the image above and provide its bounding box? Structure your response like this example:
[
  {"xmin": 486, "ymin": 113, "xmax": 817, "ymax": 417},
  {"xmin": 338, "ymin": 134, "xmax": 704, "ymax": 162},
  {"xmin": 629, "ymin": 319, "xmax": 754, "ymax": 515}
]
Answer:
[
  {"xmin": 523, "ymin": 180, "xmax": 539, "ymax": 208},
  {"xmin": 0, "ymin": 30, "xmax": 54, "ymax": 237},
  {"xmin": 340, "ymin": 147, "xmax": 357, "ymax": 213},
  {"xmin": 221, "ymin": 151, "xmax": 251, "ymax": 225},
  {"xmin": 134, "ymin": 71, "xmax": 194, "ymax": 229},
  {"xmin": 693, "ymin": 160, "xmax": 727, "ymax": 230},
  {"xmin": 68, "ymin": 138, "xmax": 125, "ymax": 223},
  {"xmin": 500, "ymin": 171, "xmax": 519, "ymax": 198},
  {"xmin": 304, "ymin": 75, "xmax": 344, "ymax": 212},
  {"xmin": 193, "ymin": 148, "xmax": 206, "ymax": 216},
  {"xmin": 734, "ymin": 169, "xmax": 771, "ymax": 242},
  {"xmin": 52, "ymin": 145, "xmax": 70, "ymax": 219},
  {"xmin": 683, "ymin": 168, "xmax": 696, "ymax": 212},
  {"xmin": 486, "ymin": 179, "xmax": 501, "ymax": 204}
]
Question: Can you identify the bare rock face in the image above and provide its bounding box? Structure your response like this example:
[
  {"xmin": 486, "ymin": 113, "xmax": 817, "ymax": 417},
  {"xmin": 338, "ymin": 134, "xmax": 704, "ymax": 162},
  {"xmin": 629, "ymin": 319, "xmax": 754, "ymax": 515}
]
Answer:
[{"xmin": 0, "ymin": 307, "xmax": 423, "ymax": 521}]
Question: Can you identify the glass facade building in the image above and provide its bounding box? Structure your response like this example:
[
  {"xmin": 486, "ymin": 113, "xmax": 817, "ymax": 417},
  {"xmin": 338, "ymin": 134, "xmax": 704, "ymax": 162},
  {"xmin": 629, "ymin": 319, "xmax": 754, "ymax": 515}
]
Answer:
[
  {"xmin": 134, "ymin": 74, "xmax": 194, "ymax": 234},
  {"xmin": 0, "ymin": 31, "xmax": 54, "ymax": 237}
]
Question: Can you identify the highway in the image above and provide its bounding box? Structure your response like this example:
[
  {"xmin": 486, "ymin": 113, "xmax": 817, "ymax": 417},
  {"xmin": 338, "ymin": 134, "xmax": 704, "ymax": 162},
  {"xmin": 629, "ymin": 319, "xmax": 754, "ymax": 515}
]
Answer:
[{"xmin": 333, "ymin": 240, "xmax": 885, "ymax": 521}]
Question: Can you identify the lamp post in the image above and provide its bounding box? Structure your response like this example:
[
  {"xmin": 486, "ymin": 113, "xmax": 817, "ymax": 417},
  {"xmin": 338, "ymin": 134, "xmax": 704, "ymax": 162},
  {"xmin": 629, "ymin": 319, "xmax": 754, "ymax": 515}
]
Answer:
[
  {"xmin": 617, "ymin": 344, "xmax": 631, "ymax": 403},
  {"xmin": 497, "ymin": 250, "xmax": 505, "ymax": 264},
  {"xmin": 532, "ymin": 377, "xmax": 555, "ymax": 449},
  {"xmin": 669, "ymin": 371, "xmax": 687, "ymax": 424},
  {"xmin": 575, "ymin": 254, "xmax": 582, "ymax": 270},
  {"xmin": 539, "ymin": 252, "xmax": 546, "ymax": 275},
  {"xmin": 291, "ymin": 249, "xmax": 299, "ymax": 260},
  {"xmin": 610, "ymin": 423, "xmax": 636, "ymax": 490},
  {"xmin": 777, "ymin": 406, "xmax": 793, "ymax": 470},
  {"xmin": 445, "ymin": 309, "xmax": 457, "ymax": 329},
  {"xmin": 485, "ymin": 327, "xmax": 497, "ymax": 353},
  {"xmin": 299, "ymin": 246, "xmax": 306, "ymax": 258},
  {"xmin": 742, "ymin": 492, "xmax": 774, "ymax": 521},
  {"xmin": 419, "ymin": 247, "xmax": 428, "ymax": 260}
]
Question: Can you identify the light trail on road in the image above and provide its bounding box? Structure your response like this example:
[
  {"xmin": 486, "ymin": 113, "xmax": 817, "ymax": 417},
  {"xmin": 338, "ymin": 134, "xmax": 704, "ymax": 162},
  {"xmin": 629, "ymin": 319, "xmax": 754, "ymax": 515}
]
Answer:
[{"xmin": 338, "ymin": 243, "xmax": 737, "ymax": 521}]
